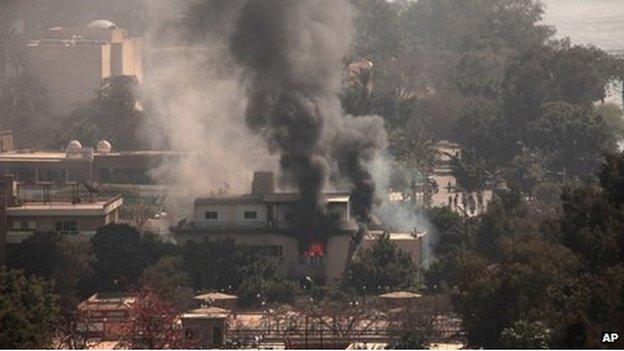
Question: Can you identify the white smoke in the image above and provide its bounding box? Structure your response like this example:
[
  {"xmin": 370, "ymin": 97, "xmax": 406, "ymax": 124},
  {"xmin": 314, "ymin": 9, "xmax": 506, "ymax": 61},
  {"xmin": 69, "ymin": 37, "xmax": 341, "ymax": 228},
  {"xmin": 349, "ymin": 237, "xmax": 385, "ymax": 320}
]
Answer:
[{"xmin": 140, "ymin": 1, "xmax": 277, "ymax": 217}]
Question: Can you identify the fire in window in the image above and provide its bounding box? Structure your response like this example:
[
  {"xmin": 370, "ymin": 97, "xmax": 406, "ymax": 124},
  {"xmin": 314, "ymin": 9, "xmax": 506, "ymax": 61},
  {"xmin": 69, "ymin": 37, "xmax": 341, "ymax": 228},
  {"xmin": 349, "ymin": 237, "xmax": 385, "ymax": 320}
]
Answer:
[{"xmin": 204, "ymin": 211, "xmax": 218, "ymax": 219}]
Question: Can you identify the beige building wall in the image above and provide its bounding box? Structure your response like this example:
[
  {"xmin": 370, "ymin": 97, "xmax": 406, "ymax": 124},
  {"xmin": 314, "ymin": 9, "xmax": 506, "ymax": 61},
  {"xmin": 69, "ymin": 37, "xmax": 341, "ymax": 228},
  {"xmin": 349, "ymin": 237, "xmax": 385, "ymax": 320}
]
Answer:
[
  {"xmin": 324, "ymin": 235, "xmax": 351, "ymax": 282},
  {"xmin": 7, "ymin": 215, "xmax": 107, "ymax": 233},
  {"xmin": 26, "ymin": 42, "xmax": 111, "ymax": 115},
  {"xmin": 26, "ymin": 25, "xmax": 143, "ymax": 115}
]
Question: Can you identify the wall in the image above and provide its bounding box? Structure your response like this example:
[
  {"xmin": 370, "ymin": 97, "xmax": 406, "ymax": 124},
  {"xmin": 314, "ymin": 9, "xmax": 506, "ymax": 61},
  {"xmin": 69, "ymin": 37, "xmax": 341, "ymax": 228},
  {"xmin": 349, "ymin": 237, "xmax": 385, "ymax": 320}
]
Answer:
[
  {"xmin": 194, "ymin": 203, "xmax": 268, "ymax": 228},
  {"xmin": 324, "ymin": 235, "xmax": 351, "ymax": 282},
  {"xmin": 26, "ymin": 42, "xmax": 110, "ymax": 115}
]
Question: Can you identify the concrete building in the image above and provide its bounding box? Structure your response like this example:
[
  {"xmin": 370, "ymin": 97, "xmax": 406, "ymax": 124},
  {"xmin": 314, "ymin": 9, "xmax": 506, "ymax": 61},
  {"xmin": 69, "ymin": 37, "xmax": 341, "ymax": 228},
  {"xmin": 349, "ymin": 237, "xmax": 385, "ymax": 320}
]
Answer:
[
  {"xmin": 0, "ymin": 130, "xmax": 14, "ymax": 153},
  {"xmin": 195, "ymin": 292, "xmax": 238, "ymax": 310},
  {"xmin": 77, "ymin": 293, "xmax": 136, "ymax": 341},
  {"xmin": 26, "ymin": 20, "xmax": 143, "ymax": 115},
  {"xmin": 0, "ymin": 176, "xmax": 123, "ymax": 245},
  {"xmin": 361, "ymin": 230, "xmax": 428, "ymax": 273},
  {"xmin": 181, "ymin": 307, "xmax": 229, "ymax": 348},
  {"xmin": 0, "ymin": 140, "xmax": 184, "ymax": 186},
  {"xmin": 172, "ymin": 172, "xmax": 429, "ymax": 282},
  {"xmin": 172, "ymin": 171, "xmax": 356, "ymax": 282}
]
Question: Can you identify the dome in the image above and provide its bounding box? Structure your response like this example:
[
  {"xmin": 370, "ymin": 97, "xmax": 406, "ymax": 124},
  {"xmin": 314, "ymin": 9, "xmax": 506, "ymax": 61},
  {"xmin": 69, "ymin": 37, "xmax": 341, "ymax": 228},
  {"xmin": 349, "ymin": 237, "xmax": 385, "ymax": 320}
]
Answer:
[
  {"xmin": 87, "ymin": 19, "xmax": 118, "ymax": 29},
  {"xmin": 96, "ymin": 140, "xmax": 112, "ymax": 153},
  {"xmin": 66, "ymin": 140, "xmax": 82, "ymax": 150}
]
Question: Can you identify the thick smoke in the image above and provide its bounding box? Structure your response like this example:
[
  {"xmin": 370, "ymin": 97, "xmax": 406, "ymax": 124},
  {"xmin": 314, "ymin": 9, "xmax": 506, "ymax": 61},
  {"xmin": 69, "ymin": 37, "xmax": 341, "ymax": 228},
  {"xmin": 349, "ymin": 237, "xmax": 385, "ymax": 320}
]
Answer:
[
  {"xmin": 141, "ymin": 1, "xmax": 277, "ymax": 217},
  {"xmin": 229, "ymin": 0, "xmax": 387, "ymax": 240}
]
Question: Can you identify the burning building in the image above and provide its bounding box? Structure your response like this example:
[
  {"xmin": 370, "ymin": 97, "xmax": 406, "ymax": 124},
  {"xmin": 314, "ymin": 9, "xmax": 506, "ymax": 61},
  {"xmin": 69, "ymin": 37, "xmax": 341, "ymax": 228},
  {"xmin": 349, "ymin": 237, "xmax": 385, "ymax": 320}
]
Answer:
[
  {"xmin": 171, "ymin": 172, "xmax": 357, "ymax": 281},
  {"xmin": 171, "ymin": 172, "xmax": 428, "ymax": 282}
]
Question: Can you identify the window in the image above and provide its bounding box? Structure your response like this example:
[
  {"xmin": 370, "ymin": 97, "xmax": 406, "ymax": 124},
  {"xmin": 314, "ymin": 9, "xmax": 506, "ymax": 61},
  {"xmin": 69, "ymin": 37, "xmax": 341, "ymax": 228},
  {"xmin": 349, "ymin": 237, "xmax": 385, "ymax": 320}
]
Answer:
[
  {"xmin": 252, "ymin": 245, "xmax": 283, "ymax": 257},
  {"xmin": 12, "ymin": 221, "xmax": 33, "ymax": 230},
  {"xmin": 55, "ymin": 221, "xmax": 78, "ymax": 235},
  {"xmin": 284, "ymin": 213, "xmax": 294, "ymax": 222},
  {"xmin": 330, "ymin": 213, "xmax": 340, "ymax": 221},
  {"xmin": 244, "ymin": 211, "xmax": 257, "ymax": 219},
  {"xmin": 204, "ymin": 211, "xmax": 218, "ymax": 219}
]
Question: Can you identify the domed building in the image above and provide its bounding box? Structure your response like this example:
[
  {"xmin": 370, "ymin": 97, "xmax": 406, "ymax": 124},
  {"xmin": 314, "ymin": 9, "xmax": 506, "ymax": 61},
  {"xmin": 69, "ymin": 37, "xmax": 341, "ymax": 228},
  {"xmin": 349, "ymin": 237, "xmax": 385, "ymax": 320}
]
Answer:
[
  {"xmin": 25, "ymin": 19, "xmax": 143, "ymax": 115},
  {"xmin": 96, "ymin": 140, "xmax": 112, "ymax": 153},
  {"xmin": 87, "ymin": 19, "xmax": 118, "ymax": 30},
  {"xmin": 66, "ymin": 140, "xmax": 83, "ymax": 151}
]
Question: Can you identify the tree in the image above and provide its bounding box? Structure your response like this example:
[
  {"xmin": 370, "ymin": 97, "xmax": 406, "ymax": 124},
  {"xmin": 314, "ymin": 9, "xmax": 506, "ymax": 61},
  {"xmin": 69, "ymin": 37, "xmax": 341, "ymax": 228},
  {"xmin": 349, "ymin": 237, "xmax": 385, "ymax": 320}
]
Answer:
[
  {"xmin": 57, "ymin": 75, "xmax": 145, "ymax": 150},
  {"xmin": 88, "ymin": 224, "xmax": 172, "ymax": 292},
  {"xmin": 595, "ymin": 103, "xmax": 624, "ymax": 138},
  {"xmin": 455, "ymin": 238, "xmax": 578, "ymax": 347},
  {"xmin": 53, "ymin": 236, "xmax": 92, "ymax": 320},
  {"xmin": 7, "ymin": 232, "xmax": 57, "ymax": 279},
  {"xmin": 7, "ymin": 233, "xmax": 92, "ymax": 322},
  {"xmin": 499, "ymin": 320, "xmax": 551, "ymax": 349},
  {"xmin": 0, "ymin": 268, "xmax": 60, "ymax": 348},
  {"xmin": 448, "ymin": 148, "xmax": 489, "ymax": 210},
  {"xmin": 141, "ymin": 255, "xmax": 195, "ymax": 312},
  {"xmin": 391, "ymin": 329, "xmax": 426, "ymax": 349},
  {"xmin": 528, "ymin": 101, "xmax": 615, "ymax": 179},
  {"xmin": 183, "ymin": 239, "xmax": 256, "ymax": 292},
  {"xmin": 121, "ymin": 289, "xmax": 191, "ymax": 349},
  {"xmin": 343, "ymin": 233, "xmax": 418, "ymax": 294},
  {"xmin": 504, "ymin": 147, "xmax": 547, "ymax": 198}
]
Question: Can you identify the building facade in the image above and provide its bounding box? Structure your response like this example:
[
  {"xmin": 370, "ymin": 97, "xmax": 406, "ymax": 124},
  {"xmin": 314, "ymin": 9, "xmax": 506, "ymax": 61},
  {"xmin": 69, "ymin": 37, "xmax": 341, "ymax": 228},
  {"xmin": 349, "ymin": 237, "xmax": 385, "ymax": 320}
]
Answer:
[
  {"xmin": 0, "ymin": 141, "xmax": 184, "ymax": 186},
  {"xmin": 0, "ymin": 176, "xmax": 123, "ymax": 245},
  {"xmin": 26, "ymin": 20, "xmax": 143, "ymax": 115},
  {"xmin": 172, "ymin": 172, "xmax": 357, "ymax": 282}
]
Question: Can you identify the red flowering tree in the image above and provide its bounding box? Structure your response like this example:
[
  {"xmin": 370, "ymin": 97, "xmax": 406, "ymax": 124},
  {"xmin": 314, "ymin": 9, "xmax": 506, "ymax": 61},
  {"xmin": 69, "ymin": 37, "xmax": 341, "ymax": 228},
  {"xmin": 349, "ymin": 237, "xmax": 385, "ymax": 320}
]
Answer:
[{"xmin": 121, "ymin": 289, "xmax": 192, "ymax": 349}]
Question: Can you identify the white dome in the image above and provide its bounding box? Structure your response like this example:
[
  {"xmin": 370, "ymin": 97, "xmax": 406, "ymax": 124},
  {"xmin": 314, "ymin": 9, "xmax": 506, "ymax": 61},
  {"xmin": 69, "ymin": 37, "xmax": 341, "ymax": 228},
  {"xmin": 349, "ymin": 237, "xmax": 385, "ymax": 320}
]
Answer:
[
  {"xmin": 96, "ymin": 140, "xmax": 112, "ymax": 153},
  {"xmin": 87, "ymin": 19, "xmax": 117, "ymax": 29},
  {"xmin": 66, "ymin": 140, "xmax": 82, "ymax": 150}
]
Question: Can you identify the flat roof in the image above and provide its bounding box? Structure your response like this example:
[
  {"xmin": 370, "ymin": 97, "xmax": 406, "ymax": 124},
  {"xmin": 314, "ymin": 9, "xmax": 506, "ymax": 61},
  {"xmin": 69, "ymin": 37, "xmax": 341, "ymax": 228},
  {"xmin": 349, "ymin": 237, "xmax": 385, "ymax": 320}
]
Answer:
[
  {"xmin": 195, "ymin": 292, "xmax": 238, "ymax": 301},
  {"xmin": 196, "ymin": 192, "xmax": 351, "ymax": 205},
  {"xmin": 6, "ymin": 195, "xmax": 122, "ymax": 217},
  {"xmin": 366, "ymin": 230, "xmax": 427, "ymax": 241},
  {"xmin": 379, "ymin": 291, "xmax": 422, "ymax": 299},
  {"xmin": 0, "ymin": 150, "xmax": 186, "ymax": 162}
]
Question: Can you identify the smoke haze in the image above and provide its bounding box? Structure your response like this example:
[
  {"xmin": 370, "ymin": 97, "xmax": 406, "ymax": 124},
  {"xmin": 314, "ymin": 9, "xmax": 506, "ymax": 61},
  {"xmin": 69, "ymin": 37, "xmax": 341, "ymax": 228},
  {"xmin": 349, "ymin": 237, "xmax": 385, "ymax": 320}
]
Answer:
[
  {"xmin": 140, "ymin": 1, "xmax": 277, "ymax": 215},
  {"xmin": 229, "ymin": 0, "xmax": 387, "ymax": 238}
]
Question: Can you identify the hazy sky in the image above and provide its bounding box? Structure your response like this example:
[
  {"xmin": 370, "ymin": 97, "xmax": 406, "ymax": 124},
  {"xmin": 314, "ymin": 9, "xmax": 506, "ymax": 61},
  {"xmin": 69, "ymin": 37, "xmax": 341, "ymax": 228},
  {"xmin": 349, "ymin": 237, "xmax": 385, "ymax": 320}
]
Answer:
[{"xmin": 542, "ymin": 0, "xmax": 624, "ymax": 51}]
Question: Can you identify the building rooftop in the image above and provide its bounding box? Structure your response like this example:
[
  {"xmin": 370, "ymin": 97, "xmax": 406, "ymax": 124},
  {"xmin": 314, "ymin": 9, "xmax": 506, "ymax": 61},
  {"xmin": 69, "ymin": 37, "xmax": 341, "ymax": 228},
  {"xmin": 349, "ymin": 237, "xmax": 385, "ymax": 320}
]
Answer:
[
  {"xmin": 6, "ymin": 195, "xmax": 122, "ymax": 216},
  {"xmin": 366, "ymin": 230, "xmax": 427, "ymax": 241},
  {"xmin": 195, "ymin": 292, "xmax": 238, "ymax": 301},
  {"xmin": 379, "ymin": 291, "xmax": 423, "ymax": 299},
  {"xmin": 79, "ymin": 292, "xmax": 136, "ymax": 311},
  {"xmin": 195, "ymin": 192, "xmax": 351, "ymax": 205},
  {"xmin": 182, "ymin": 307, "xmax": 230, "ymax": 319},
  {"xmin": 0, "ymin": 149, "xmax": 185, "ymax": 162}
]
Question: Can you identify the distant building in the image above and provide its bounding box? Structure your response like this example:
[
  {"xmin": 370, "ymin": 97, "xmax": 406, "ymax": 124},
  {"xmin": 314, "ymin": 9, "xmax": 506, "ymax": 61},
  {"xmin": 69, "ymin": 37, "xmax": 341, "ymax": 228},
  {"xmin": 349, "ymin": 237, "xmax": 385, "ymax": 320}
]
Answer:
[
  {"xmin": 181, "ymin": 307, "xmax": 229, "ymax": 348},
  {"xmin": 0, "ymin": 175, "xmax": 123, "ymax": 245},
  {"xmin": 26, "ymin": 20, "xmax": 143, "ymax": 115},
  {"xmin": 194, "ymin": 292, "xmax": 238, "ymax": 310},
  {"xmin": 78, "ymin": 293, "xmax": 136, "ymax": 341},
  {"xmin": 361, "ymin": 230, "xmax": 428, "ymax": 273},
  {"xmin": 171, "ymin": 172, "xmax": 429, "ymax": 282},
  {"xmin": 0, "ymin": 140, "xmax": 184, "ymax": 186},
  {"xmin": 172, "ymin": 171, "xmax": 356, "ymax": 282},
  {"xmin": 0, "ymin": 130, "xmax": 14, "ymax": 153}
]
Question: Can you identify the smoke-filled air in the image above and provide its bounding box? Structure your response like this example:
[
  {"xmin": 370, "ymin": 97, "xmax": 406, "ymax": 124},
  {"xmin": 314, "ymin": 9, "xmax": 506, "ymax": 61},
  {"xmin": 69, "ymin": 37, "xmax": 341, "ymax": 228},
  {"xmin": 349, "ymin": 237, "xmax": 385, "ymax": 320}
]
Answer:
[
  {"xmin": 229, "ymin": 0, "xmax": 386, "ymax": 237},
  {"xmin": 3, "ymin": 0, "xmax": 624, "ymax": 348}
]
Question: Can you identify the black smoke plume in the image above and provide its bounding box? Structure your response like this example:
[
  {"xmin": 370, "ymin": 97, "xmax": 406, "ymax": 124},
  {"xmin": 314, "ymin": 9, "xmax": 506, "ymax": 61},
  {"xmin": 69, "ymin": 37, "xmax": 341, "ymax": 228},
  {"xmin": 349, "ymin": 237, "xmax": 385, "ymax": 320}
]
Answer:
[{"xmin": 230, "ymin": 0, "xmax": 387, "ymax": 242}]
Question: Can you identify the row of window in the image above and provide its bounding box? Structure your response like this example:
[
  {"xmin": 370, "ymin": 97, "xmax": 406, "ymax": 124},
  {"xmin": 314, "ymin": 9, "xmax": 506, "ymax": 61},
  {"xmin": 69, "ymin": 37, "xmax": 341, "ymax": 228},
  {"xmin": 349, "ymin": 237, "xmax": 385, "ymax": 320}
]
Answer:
[
  {"xmin": 203, "ymin": 211, "xmax": 342, "ymax": 221},
  {"xmin": 11, "ymin": 220, "xmax": 78, "ymax": 235},
  {"xmin": 204, "ymin": 211, "xmax": 260, "ymax": 219}
]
